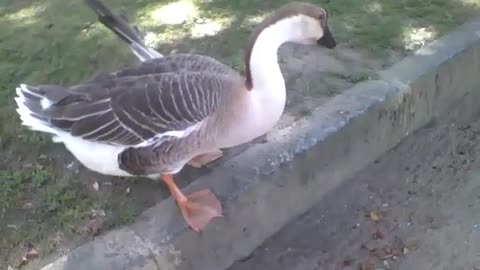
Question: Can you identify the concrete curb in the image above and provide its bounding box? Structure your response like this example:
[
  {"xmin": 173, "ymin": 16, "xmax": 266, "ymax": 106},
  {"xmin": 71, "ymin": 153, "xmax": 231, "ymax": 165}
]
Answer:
[{"xmin": 36, "ymin": 17, "xmax": 480, "ymax": 270}]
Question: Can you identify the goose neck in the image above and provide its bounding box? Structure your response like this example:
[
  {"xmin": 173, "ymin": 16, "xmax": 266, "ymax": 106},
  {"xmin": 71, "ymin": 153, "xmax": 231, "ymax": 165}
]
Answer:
[{"xmin": 245, "ymin": 16, "xmax": 303, "ymax": 90}]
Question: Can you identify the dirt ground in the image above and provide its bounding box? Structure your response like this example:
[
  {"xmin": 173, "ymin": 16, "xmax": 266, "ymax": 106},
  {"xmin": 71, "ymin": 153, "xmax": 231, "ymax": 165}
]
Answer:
[{"xmin": 229, "ymin": 97, "xmax": 480, "ymax": 269}]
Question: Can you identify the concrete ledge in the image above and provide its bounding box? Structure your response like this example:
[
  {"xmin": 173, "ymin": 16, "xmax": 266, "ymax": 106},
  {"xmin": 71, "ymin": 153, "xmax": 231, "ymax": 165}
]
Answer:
[{"xmin": 36, "ymin": 17, "xmax": 480, "ymax": 270}]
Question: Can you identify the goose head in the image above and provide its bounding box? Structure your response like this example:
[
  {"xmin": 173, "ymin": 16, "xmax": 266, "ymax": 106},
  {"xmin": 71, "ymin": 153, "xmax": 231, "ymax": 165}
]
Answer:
[
  {"xmin": 275, "ymin": 2, "xmax": 336, "ymax": 48},
  {"xmin": 244, "ymin": 2, "xmax": 336, "ymax": 89}
]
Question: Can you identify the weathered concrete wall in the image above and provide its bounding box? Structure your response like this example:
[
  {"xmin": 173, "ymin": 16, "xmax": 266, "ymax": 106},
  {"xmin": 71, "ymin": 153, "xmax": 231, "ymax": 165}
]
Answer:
[{"xmin": 35, "ymin": 16, "xmax": 480, "ymax": 270}]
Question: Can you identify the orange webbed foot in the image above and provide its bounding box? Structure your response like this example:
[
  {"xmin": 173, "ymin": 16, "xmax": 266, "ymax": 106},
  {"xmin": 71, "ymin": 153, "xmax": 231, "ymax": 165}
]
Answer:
[
  {"xmin": 162, "ymin": 174, "xmax": 223, "ymax": 232},
  {"xmin": 178, "ymin": 189, "xmax": 223, "ymax": 232}
]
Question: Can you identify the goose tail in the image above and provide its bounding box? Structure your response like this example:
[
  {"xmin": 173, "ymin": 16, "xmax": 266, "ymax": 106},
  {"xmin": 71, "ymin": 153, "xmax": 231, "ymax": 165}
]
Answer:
[
  {"xmin": 14, "ymin": 84, "xmax": 64, "ymax": 140},
  {"xmin": 84, "ymin": 0, "xmax": 163, "ymax": 61}
]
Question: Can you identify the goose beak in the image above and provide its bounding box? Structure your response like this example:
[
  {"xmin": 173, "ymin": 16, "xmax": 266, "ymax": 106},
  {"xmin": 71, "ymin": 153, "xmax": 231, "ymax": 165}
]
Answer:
[{"xmin": 317, "ymin": 26, "xmax": 336, "ymax": 49}]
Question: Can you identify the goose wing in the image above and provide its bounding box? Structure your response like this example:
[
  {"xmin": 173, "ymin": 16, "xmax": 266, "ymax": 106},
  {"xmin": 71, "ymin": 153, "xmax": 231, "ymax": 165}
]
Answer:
[{"xmin": 23, "ymin": 70, "xmax": 237, "ymax": 146}]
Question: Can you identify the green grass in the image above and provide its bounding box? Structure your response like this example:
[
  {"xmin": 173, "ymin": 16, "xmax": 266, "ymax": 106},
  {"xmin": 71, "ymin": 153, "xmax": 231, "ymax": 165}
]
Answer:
[
  {"xmin": 1, "ymin": 0, "xmax": 479, "ymax": 143},
  {"xmin": 0, "ymin": 166, "xmax": 95, "ymax": 260},
  {"xmin": 1, "ymin": 0, "xmax": 480, "ymax": 267}
]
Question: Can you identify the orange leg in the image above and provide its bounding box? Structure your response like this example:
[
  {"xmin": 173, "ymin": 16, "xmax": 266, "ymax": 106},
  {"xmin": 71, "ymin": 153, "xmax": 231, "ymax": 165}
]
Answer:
[
  {"xmin": 187, "ymin": 150, "xmax": 223, "ymax": 168},
  {"xmin": 161, "ymin": 174, "xmax": 223, "ymax": 232}
]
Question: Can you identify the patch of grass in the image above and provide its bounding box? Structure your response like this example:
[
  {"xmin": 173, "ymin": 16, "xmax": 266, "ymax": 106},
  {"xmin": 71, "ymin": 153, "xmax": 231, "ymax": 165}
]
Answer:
[
  {"xmin": 17, "ymin": 129, "xmax": 51, "ymax": 147},
  {"xmin": 117, "ymin": 204, "xmax": 137, "ymax": 225},
  {"xmin": 40, "ymin": 186, "xmax": 94, "ymax": 228},
  {"xmin": 0, "ymin": 170, "xmax": 32, "ymax": 212},
  {"xmin": 0, "ymin": 167, "xmax": 91, "ymax": 226},
  {"xmin": 348, "ymin": 71, "xmax": 380, "ymax": 83},
  {"xmin": 0, "ymin": 166, "xmax": 98, "ymax": 265}
]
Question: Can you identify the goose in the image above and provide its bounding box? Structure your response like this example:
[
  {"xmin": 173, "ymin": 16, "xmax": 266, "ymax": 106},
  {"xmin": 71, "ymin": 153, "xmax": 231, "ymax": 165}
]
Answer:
[
  {"xmin": 14, "ymin": 0, "xmax": 337, "ymax": 233},
  {"xmin": 84, "ymin": 0, "xmax": 226, "ymax": 168}
]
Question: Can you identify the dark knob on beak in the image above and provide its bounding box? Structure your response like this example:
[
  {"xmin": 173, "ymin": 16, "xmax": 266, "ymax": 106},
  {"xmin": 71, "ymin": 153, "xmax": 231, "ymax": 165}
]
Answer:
[{"xmin": 317, "ymin": 26, "xmax": 336, "ymax": 49}]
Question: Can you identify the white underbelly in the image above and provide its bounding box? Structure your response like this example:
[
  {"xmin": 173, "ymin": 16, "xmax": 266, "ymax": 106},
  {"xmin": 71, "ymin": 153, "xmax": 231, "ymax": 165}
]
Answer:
[{"xmin": 55, "ymin": 132, "xmax": 131, "ymax": 176}]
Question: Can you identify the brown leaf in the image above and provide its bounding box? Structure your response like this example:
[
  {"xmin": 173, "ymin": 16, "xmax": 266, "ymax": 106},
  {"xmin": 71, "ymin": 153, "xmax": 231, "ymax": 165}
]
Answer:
[
  {"xmin": 17, "ymin": 245, "xmax": 39, "ymax": 268},
  {"xmin": 358, "ymin": 261, "xmax": 374, "ymax": 270},
  {"xmin": 372, "ymin": 230, "xmax": 385, "ymax": 240},
  {"xmin": 405, "ymin": 240, "xmax": 420, "ymax": 251},
  {"xmin": 87, "ymin": 221, "xmax": 103, "ymax": 238},
  {"xmin": 376, "ymin": 247, "xmax": 393, "ymax": 260},
  {"xmin": 370, "ymin": 211, "xmax": 383, "ymax": 222},
  {"xmin": 26, "ymin": 248, "xmax": 39, "ymax": 260}
]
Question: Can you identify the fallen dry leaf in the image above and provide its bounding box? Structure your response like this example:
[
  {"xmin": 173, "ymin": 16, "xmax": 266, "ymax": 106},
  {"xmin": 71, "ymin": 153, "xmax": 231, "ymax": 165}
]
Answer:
[
  {"xmin": 86, "ymin": 219, "xmax": 105, "ymax": 238},
  {"xmin": 371, "ymin": 247, "xmax": 394, "ymax": 260},
  {"xmin": 370, "ymin": 211, "xmax": 383, "ymax": 222},
  {"xmin": 404, "ymin": 240, "xmax": 420, "ymax": 252},
  {"xmin": 90, "ymin": 209, "xmax": 106, "ymax": 218},
  {"xmin": 7, "ymin": 224, "xmax": 18, "ymax": 230},
  {"xmin": 359, "ymin": 261, "xmax": 374, "ymax": 270},
  {"xmin": 17, "ymin": 245, "xmax": 39, "ymax": 268},
  {"xmin": 26, "ymin": 248, "xmax": 39, "ymax": 260},
  {"xmin": 92, "ymin": 182, "xmax": 99, "ymax": 191},
  {"xmin": 372, "ymin": 230, "xmax": 385, "ymax": 240},
  {"xmin": 23, "ymin": 202, "xmax": 33, "ymax": 209}
]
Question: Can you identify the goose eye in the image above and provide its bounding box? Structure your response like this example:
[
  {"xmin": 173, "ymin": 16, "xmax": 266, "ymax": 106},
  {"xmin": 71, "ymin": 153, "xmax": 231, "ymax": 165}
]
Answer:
[{"xmin": 320, "ymin": 9, "xmax": 328, "ymax": 21}]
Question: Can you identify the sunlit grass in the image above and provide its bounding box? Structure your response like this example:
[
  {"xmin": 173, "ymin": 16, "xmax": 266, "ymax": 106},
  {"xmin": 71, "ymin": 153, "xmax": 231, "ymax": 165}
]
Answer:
[
  {"xmin": 2, "ymin": 3, "xmax": 44, "ymax": 24},
  {"xmin": 149, "ymin": 0, "xmax": 198, "ymax": 25},
  {"xmin": 403, "ymin": 26, "xmax": 437, "ymax": 51}
]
